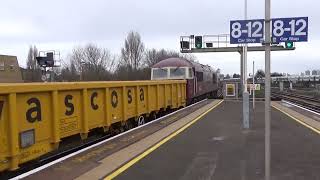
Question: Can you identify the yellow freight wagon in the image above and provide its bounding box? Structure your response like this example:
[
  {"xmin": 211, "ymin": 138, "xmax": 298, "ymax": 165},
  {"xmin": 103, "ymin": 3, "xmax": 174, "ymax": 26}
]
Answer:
[{"xmin": 0, "ymin": 80, "xmax": 186, "ymax": 172}]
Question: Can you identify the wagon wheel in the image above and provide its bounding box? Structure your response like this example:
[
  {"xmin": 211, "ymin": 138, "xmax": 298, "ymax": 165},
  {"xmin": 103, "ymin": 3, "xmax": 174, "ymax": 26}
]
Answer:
[
  {"xmin": 151, "ymin": 112, "xmax": 157, "ymax": 121},
  {"xmin": 124, "ymin": 120, "xmax": 134, "ymax": 130},
  {"xmin": 137, "ymin": 116, "xmax": 145, "ymax": 126}
]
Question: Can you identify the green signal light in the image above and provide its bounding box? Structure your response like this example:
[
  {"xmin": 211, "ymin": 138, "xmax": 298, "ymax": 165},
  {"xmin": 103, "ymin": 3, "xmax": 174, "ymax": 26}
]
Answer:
[
  {"xmin": 285, "ymin": 41, "xmax": 294, "ymax": 48},
  {"xmin": 195, "ymin": 36, "xmax": 202, "ymax": 49}
]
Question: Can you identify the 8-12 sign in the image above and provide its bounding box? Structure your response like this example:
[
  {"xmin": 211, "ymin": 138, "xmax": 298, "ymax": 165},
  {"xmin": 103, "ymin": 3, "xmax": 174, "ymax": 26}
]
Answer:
[
  {"xmin": 230, "ymin": 17, "xmax": 308, "ymax": 44},
  {"xmin": 230, "ymin": 19, "xmax": 264, "ymax": 44},
  {"xmin": 272, "ymin": 17, "xmax": 308, "ymax": 43}
]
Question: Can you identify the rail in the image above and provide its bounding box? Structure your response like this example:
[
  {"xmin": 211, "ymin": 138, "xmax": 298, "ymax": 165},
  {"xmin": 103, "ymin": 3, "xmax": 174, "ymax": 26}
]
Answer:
[{"xmin": 272, "ymin": 91, "xmax": 320, "ymax": 113}]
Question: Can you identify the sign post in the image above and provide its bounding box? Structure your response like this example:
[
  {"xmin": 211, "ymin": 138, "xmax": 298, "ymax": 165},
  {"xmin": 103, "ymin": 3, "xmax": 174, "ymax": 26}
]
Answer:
[
  {"xmin": 243, "ymin": 0, "xmax": 249, "ymax": 129},
  {"xmin": 253, "ymin": 60, "xmax": 255, "ymax": 110},
  {"xmin": 265, "ymin": 1, "xmax": 271, "ymax": 180}
]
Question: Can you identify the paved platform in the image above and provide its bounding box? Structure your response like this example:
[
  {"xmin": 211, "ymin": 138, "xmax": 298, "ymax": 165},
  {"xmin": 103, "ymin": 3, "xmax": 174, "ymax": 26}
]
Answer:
[{"xmin": 114, "ymin": 101, "xmax": 320, "ymax": 180}]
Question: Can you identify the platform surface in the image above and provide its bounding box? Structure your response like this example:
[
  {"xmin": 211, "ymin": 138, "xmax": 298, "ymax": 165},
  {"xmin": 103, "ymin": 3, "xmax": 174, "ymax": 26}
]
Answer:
[{"xmin": 114, "ymin": 101, "xmax": 320, "ymax": 180}]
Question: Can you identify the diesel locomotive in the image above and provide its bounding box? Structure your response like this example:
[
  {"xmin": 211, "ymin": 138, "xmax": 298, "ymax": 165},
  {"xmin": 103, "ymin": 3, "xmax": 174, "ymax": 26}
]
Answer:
[{"xmin": 151, "ymin": 57, "xmax": 220, "ymax": 104}]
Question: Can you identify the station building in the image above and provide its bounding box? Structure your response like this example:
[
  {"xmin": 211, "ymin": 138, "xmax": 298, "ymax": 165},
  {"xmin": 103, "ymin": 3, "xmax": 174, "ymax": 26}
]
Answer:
[{"xmin": 0, "ymin": 55, "xmax": 23, "ymax": 83}]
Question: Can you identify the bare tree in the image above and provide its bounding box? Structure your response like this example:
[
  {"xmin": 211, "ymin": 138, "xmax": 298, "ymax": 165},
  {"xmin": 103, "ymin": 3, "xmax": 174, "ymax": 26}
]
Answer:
[
  {"xmin": 121, "ymin": 31, "xmax": 145, "ymax": 70},
  {"xmin": 144, "ymin": 48, "xmax": 158, "ymax": 67},
  {"xmin": 69, "ymin": 43, "xmax": 115, "ymax": 81},
  {"xmin": 255, "ymin": 69, "xmax": 265, "ymax": 80},
  {"xmin": 143, "ymin": 48, "xmax": 197, "ymax": 67},
  {"xmin": 25, "ymin": 45, "xmax": 41, "ymax": 82},
  {"xmin": 180, "ymin": 53, "xmax": 197, "ymax": 62}
]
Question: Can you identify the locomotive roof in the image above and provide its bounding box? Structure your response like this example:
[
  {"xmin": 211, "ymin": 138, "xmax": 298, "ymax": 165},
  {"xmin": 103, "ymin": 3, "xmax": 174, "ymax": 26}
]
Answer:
[
  {"xmin": 152, "ymin": 57, "xmax": 215, "ymax": 72},
  {"xmin": 152, "ymin": 58, "xmax": 193, "ymax": 68}
]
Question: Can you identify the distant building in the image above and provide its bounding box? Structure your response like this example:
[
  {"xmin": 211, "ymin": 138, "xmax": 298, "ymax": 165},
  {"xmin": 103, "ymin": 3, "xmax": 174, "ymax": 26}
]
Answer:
[
  {"xmin": 0, "ymin": 55, "xmax": 23, "ymax": 83},
  {"xmin": 305, "ymin": 70, "xmax": 311, "ymax": 76},
  {"xmin": 312, "ymin": 70, "xmax": 318, "ymax": 75},
  {"xmin": 301, "ymin": 72, "xmax": 305, "ymax": 76},
  {"xmin": 317, "ymin": 70, "xmax": 320, "ymax": 75}
]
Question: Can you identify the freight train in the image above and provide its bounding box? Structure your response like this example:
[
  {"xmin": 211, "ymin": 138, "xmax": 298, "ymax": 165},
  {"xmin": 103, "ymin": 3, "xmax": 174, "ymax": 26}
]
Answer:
[{"xmin": 0, "ymin": 58, "xmax": 220, "ymax": 173}]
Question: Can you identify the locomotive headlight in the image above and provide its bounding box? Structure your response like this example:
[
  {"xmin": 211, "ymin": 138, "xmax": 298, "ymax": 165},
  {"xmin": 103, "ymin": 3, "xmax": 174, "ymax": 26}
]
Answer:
[{"xmin": 20, "ymin": 129, "xmax": 35, "ymax": 148}]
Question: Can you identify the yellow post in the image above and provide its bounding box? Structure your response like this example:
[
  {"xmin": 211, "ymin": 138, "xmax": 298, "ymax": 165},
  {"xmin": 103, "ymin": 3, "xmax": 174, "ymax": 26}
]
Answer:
[
  {"xmin": 104, "ymin": 88, "xmax": 111, "ymax": 131},
  {"xmin": 171, "ymin": 84, "xmax": 174, "ymax": 107},
  {"xmin": 164, "ymin": 84, "xmax": 167, "ymax": 108},
  {"xmin": 176, "ymin": 83, "xmax": 179, "ymax": 107},
  {"xmin": 147, "ymin": 85, "xmax": 150, "ymax": 113},
  {"xmin": 122, "ymin": 86, "xmax": 127, "ymax": 123},
  {"xmin": 136, "ymin": 86, "xmax": 139, "ymax": 115},
  {"xmin": 81, "ymin": 89, "xmax": 89, "ymax": 139},
  {"xmin": 156, "ymin": 84, "xmax": 160, "ymax": 110},
  {"xmin": 183, "ymin": 83, "xmax": 186, "ymax": 104},
  {"xmin": 51, "ymin": 90, "xmax": 60, "ymax": 148},
  {"xmin": 8, "ymin": 93, "xmax": 19, "ymax": 170}
]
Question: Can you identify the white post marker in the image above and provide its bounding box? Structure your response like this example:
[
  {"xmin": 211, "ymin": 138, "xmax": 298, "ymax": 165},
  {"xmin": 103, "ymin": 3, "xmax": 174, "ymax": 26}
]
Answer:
[{"xmin": 265, "ymin": 0, "xmax": 271, "ymax": 179}]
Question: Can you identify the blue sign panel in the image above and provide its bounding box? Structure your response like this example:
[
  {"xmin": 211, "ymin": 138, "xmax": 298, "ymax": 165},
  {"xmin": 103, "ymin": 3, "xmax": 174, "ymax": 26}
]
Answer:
[
  {"xmin": 230, "ymin": 19, "xmax": 264, "ymax": 44},
  {"xmin": 271, "ymin": 17, "xmax": 308, "ymax": 43}
]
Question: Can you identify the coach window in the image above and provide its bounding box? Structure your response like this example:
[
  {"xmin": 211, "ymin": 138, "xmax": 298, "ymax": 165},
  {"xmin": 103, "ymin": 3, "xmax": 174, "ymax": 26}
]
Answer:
[
  {"xmin": 196, "ymin": 71, "xmax": 203, "ymax": 82},
  {"xmin": 169, "ymin": 67, "xmax": 186, "ymax": 79},
  {"xmin": 152, "ymin": 68, "xmax": 168, "ymax": 80}
]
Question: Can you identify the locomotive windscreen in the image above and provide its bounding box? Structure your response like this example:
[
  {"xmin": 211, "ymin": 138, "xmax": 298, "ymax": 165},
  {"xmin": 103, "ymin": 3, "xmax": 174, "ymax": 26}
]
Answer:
[
  {"xmin": 152, "ymin": 68, "xmax": 168, "ymax": 80},
  {"xmin": 152, "ymin": 67, "xmax": 193, "ymax": 80},
  {"xmin": 170, "ymin": 68, "xmax": 186, "ymax": 79}
]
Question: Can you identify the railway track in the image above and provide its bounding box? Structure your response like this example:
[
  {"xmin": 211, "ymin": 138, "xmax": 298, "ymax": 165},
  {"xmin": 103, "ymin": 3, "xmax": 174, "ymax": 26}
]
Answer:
[{"xmin": 272, "ymin": 91, "xmax": 320, "ymax": 113}]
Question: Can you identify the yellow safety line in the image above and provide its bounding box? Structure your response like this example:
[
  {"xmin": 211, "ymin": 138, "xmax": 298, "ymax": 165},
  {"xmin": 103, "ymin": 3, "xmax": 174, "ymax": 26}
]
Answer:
[
  {"xmin": 105, "ymin": 100, "xmax": 224, "ymax": 180},
  {"xmin": 272, "ymin": 105, "xmax": 320, "ymax": 135}
]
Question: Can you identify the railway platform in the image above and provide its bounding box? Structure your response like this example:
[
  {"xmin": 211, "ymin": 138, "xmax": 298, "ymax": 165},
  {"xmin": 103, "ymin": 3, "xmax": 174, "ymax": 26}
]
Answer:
[
  {"xmin": 113, "ymin": 100, "xmax": 320, "ymax": 180},
  {"xmin": 14, "ymin": 100, "xmax": 320, "ymax": 180}
]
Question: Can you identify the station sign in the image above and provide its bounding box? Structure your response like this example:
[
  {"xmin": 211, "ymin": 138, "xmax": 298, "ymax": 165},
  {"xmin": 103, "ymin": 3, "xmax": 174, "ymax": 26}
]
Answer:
[
  {"xmin": 247, "ymin": 84, "xmax": 261, "ymax": 91},
  {"xmin": 230, "ymin": 19, "xmax": 264, "ymax": 44},
  {"xmin": 271, "ymin": 17, "xmax": 308, "ymax": 43},
  {"xmin": 230, "ymin": 17, "xmax": 308, "ymax": 44},
  {"xmin": 226, "ymin": 84, "xmax": 235, "ymax": 96}
]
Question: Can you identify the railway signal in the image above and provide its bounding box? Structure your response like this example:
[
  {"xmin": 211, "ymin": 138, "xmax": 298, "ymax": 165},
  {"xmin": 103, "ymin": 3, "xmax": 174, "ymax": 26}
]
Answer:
[
  {"xmin": 195, "ymin": 36, "xmax": 202, "ymax": 49},
  {"xmin": 180, "ymin": 41, "xmax": 190, "ymax": 49},
  {"xmin": 36, "ymin": 52, "xmax": 54, "ymax": 67},
  {"xmin": 285, "ymin": 41, "xmax": 294, "ymax": 49},
  {"xmin": 36, "ymin": 51, "xmax": 61, "ymax": 82}
]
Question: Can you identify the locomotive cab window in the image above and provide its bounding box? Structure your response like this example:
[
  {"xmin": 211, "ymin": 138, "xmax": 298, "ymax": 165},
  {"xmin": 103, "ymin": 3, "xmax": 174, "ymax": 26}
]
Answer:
[
  {"xmin": 169, "ymin": 67, "xmax": 186, "ymax": 79},
  {"xmin": 196, "ymin": 71, "xmax": 203, "ymax": 82},
  {"xmin": 151, "ymin": 68, "xmax": 168, "ymax": 80}
]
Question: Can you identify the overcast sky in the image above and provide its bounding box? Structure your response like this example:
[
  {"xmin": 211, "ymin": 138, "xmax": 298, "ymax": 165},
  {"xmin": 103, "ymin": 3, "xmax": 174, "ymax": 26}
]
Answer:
[{"xmin": 0, "ymin": 0, "xmax": 318, "ymax": 75}]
